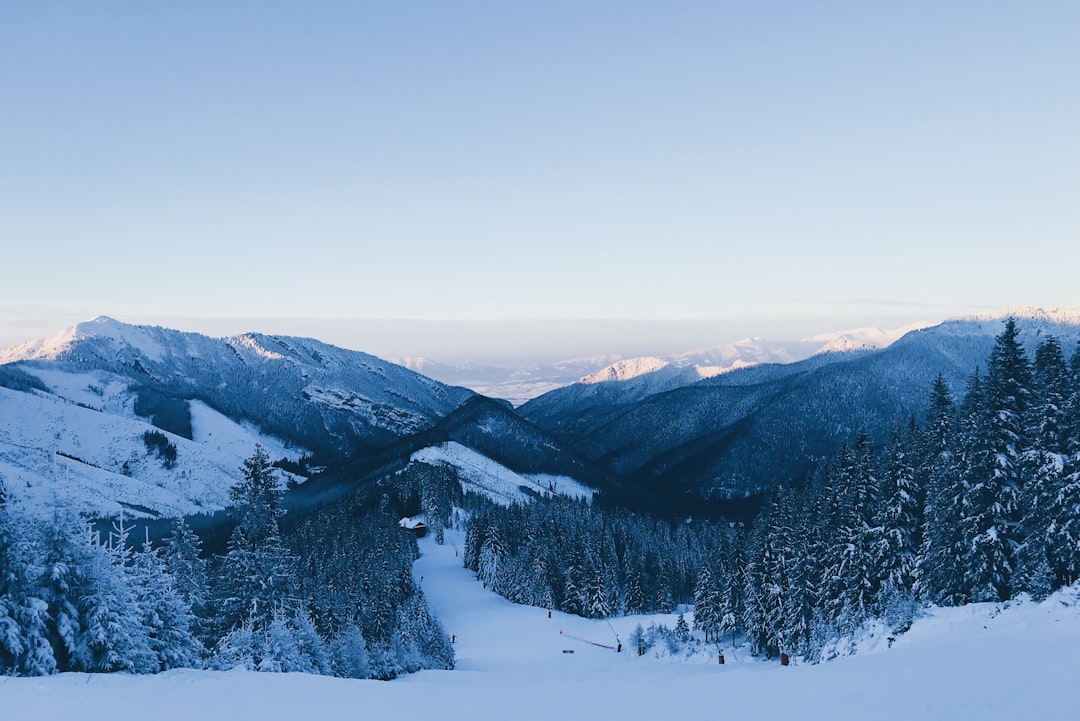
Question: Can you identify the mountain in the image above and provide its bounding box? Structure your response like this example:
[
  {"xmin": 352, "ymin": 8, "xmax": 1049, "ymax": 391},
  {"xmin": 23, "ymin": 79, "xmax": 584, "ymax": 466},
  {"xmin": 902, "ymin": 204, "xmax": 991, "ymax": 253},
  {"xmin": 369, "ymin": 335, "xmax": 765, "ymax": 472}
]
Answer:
[
  {"xmin": 287, "ymin": 394, "xmax": 612, "ymax": 514},
  {"xmin": 0, "ymin": 316, "xmax": 475, "ymax": 518},
  {"xmin": 519, "ymin": 307, "xmax": 1080, "ymax": 509}
]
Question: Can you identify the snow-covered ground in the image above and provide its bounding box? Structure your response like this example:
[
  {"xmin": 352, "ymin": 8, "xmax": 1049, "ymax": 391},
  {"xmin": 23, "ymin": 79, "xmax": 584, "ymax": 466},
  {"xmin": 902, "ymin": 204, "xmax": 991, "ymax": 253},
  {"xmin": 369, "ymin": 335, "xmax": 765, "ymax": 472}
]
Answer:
[
  {"xmin": 0, "ymin": 381, "xmax": 305, "ymax": 519},
  {"xmin": 410, "ymin": 441, "xmax": 594, "ymax": 505},
  {"xmin": 5, "ymin": 527, "xmax": 1080, "ymax": 720}
]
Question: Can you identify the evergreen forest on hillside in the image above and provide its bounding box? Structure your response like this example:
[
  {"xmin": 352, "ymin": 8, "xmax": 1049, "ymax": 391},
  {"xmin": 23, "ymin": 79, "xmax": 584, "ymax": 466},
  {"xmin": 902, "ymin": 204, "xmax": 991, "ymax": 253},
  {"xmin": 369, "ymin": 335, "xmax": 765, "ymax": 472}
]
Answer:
[{"xmin": 3, "ymin": 318, "xmax": 1080, "ymax": 675}]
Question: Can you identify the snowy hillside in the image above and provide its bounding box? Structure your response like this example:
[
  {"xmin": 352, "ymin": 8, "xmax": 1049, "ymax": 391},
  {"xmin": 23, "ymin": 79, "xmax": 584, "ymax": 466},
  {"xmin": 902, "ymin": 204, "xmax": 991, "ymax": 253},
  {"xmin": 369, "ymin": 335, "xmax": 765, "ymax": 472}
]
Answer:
[
  {"xmin": 5, "ymin": 528, "xmax": 1079, "ymax": 721},
  {"xmin": 409, "ymin": 441, "xmax": 593, "ymax": 505},
  {"xmin": 0, "ymin": 382, "xmax": 304, "ymax": 519}
]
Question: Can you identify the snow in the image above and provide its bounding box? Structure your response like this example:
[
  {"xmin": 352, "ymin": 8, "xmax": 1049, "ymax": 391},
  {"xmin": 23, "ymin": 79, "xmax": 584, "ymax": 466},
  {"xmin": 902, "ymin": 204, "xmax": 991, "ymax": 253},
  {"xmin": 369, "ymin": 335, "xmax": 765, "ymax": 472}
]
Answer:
[
  {"xmin": 188, "ymin": 400, "xmax": 295, "ymax": 463},
  {"xmin": 580, "ymin": 357, "xmax": 672, "ymax": 384},
  {"xmin": 957, "ymin": 305, "xmax": 1080, "ymax": 326},
  {"xmin": 410, "ymin": 442, "xmax": 593, "ymax": 504},
  {"xmin": 0, "ymin": 316, "xmax": 172, "ymax": 364},
  {"xmin": 5, "ymin": 527, "xmax": 1080, "ymax": 719},
  {"xmin": 0, "ymin": 384, "xmax": 305, "ymax": 519},
  {"xmin": 232, "ymin": 334, "xmax": 287, "ymax": 361},
  {"xmin": 804, "ymin": 322, "xmax": 934, "ymax": 354}
]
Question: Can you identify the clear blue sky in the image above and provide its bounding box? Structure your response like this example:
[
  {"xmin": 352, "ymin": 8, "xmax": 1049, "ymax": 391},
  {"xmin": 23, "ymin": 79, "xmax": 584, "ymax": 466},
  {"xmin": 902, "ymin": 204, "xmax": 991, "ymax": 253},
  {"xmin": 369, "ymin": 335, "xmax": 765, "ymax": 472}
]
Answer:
[{"xmin": 2, "ymin": 2, "xmax": 1078, "ymax": 361}]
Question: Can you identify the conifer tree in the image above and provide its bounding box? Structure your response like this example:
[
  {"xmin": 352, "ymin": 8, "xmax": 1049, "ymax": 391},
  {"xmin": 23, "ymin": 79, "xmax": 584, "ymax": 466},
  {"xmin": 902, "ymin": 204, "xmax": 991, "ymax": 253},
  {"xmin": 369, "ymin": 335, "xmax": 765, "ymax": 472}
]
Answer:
[
  {"xmin": 71, "ymin": 517, "xmax": 156, "ymax": 673},
  {"xmin": 1044, "ymin": 343, "xmax": 1080, "ymax": 586},
  {"xmin": 1015, "ymin": 336, "xmax": 1070, "ymax": 596},
  {"xmin": 693, "ymin": 565, "xmax": 722, "ymax": 642},
  {"xmin": 874, "ymin": 425, "xmax": 921, "ymax": 612},
  {"xmin": 963, "ymin": 320, "xmax": 1031, "ymax": 601},
  {"xmin": 132, "ymin": 538, "xmax": 201, "ymax": 671},
  {"xmin": 917, "ymin": 373, "xmax": 968, "ymax": 604},
  {"xmin": 212, "ymin": 446, "xmax": 297, "ymax": 647},
  {"xmin": 0, "ymin": 485, "xmax": 55, "ymax": 675}
]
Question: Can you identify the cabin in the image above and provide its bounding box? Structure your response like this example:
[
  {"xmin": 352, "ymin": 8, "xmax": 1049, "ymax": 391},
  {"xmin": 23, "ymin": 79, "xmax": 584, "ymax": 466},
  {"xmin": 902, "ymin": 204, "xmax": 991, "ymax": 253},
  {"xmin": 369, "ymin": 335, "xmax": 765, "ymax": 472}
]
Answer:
[{"xmin": 398, "ymin": 516, "xmax": 428, "ymax": 538}]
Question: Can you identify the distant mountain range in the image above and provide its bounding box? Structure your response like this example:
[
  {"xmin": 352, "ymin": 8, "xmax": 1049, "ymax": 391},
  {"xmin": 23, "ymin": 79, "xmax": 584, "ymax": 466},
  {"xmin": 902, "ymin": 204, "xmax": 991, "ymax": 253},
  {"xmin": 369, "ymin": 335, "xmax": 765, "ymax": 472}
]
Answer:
[
  {"xmin": 519, "ymin": 306, "xmax": 1080, "ymax": 509},
  {"xmin": 3, "ymin": 307, "xmax": 1079, "ymax": 521},
  {"xmin": 399, "ymin": 324, "xmax": 930, "ymax": 404}
]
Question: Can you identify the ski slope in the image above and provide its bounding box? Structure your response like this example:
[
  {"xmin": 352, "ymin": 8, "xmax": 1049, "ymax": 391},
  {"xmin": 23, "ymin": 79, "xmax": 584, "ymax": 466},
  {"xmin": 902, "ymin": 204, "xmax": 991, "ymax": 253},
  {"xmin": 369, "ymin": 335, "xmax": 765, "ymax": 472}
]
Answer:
[
  {"xmin": 410, "ymin": 441, "xmax": 594, "ymax": 505},
  {"xmin": 4, "ymin": 529, "xmax": 1080, "ymax": 720},
  {"xmin": 0, "ymin": 383, "xmax": 305, "ymax": 519}
]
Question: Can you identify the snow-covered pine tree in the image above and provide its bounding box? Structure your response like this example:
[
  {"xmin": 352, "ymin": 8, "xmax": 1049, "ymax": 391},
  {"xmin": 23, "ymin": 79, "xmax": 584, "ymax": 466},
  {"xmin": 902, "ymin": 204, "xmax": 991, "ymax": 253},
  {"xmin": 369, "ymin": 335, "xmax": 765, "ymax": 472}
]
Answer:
[
  {"xmin": 962, "ymin": 319, "xmax": 1032, "ymax": 602},
  {"xmin": 70, "ymin": 517, "xmax": 156, "ymax": 673},
  {"xmin": 818, "ymin": 436, "xmax": 879, "ymax": 638},
  {"xmin": 477, "ymin": 524, "xmax": 505, "ymax": 594},
  {"xmin": 692, "ymin": 565, "xmax": 722, "ymax": 642},
  {"xmin": 212, "ymin": 447, "xmax": 297, "ymax": 650},
  {"xmin": 717, "ymin": 528, "xmax": 746, "ymax": 649},
  {"xmin": 161, "ymin": 517, "xmax": 207, "ymax": 611},
  {"xmin": 1044, "ymin": 343, "xmax": 1080, "ymax": 587},
  {"xmin": 873, "ymin": 424, "xmax": 921, "ymax": 619},
  {"xmin": 917, "ymin": 373, "xmax": 969, "ymax": 605},
  {"xmin": 581, "ymin": 549, "xmax": 611, "ymax": 619},
  {"xmin": 132, "ymin": 537, "xmax": 201, "ymax": 671},
  {"xmin": 742, "ymin": 500, "xmax": 774, "ymax": 656},
  {"xmin": 37, "ymin": 509, "xmax": 85, "ymax": 671},
  {"xmin": 0, "ymin": 485, "xmax": 55, "ymax": 676},
  {"xmin": 331, "ymin": 624, "xmax": 371, "ymax": 679},
  {"xmin": 674, "ymin": 613, "xmax": 690, "ymax": 643},
  {"xmin": 1015, "ymin": 336, "xmax": 1070, "ymax": 597},
  {"xmin": 786, "ymin": 487, "xmax": 823, "ymax": 659},
  {"xmin": 392, "ymin": 587, "xmax": 453, "ymax": 673},
  {"xmin": 759, "ymin": 487, "xmax": 793, "ymax": 656}
]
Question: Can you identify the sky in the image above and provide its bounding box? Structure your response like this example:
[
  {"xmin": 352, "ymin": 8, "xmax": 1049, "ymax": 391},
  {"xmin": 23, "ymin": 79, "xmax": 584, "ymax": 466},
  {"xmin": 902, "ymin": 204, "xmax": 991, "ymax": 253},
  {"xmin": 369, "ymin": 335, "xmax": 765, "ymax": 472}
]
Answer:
[{"xmin": 2, "ymin": 1, "xmax": 1078, "ymax": 363}]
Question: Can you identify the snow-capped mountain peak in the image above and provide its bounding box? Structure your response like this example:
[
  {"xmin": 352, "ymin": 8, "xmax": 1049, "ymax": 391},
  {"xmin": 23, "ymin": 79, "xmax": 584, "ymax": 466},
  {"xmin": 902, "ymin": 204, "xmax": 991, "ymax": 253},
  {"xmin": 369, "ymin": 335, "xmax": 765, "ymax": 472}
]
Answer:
[
  {"xmin": 803, "ymin": 322, "xmax": 934, "ymax": 355},
  {"xmin": 579, "ymin": 357, "xmax": 672, "ymax": 384},
  {"xmin": 0, "ymin": 316, "xmax": 180, "ymax": 365},
  {"xmin": 954, "ymin": 305, "xmax": 1080, "ymax": 325}
]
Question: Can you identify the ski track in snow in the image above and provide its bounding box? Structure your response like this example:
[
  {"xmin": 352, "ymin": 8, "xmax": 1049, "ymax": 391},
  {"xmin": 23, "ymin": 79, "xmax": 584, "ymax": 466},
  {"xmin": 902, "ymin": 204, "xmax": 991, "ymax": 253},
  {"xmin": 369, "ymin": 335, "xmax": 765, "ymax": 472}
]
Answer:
[{"xmin": 5, "ymin": 527, "xmax": 1080, "ymax": 720}]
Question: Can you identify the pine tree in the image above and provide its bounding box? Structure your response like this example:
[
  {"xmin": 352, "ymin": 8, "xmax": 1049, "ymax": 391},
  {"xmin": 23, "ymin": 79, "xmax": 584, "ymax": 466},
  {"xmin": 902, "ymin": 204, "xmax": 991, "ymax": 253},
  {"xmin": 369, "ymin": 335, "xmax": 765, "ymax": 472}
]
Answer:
[
  {"xmin": 132, "ymin": 538, "xmax": 201, "ymax": 671},
  {"xmin": 37, "ymin": 509, "xmax": 84, "ymax": 671},
  {"xmin": 760, "ymin": 487, "xmax": 796, "ymax": 656},
  {"xmin": 212, "ymin": 447, "xmax": 297, "ymax": 645},
  {"xmin": 1016, "ymin": 336, "xmax": 1070, "ymax": 596},
  {"xmin": 819, "ymin": 437, "xmax": 879, "ymax": 637},
  {"xmin": 874, "ymin": 425, "xmax": 921, "ymax": 617},
  {"xmin": 743, "ymin": 502, "xmax": 775, "ymax": 656},
  {"xmin": 161, "ymin": 517, "xmax": 207, "ymax": 610},
  {"xmin": 0, "ymin": 487, "xmax": 55, "ymax": 675},
  {"xmin": 963, "ymin": 319, "xmax": 1032, "ymax": 601},
  {"xmin": 692, "ymin": 565, "xmax": 722, "ymax": 642},
  {"xmin": 71, "ymin": 518, "xmax": 156, "ymax": 673},
  {"xmin": 477, "ymin": 524, "xmax": 505, "ymax": 594},
  {"xmin": 674, "ymin": 613, "xmax": 690, "ymax": 643},
  {"xmin": 331, "ymin": 624, "xmax": 371, "ymax": 679},
  {"xmin": 918, "ymin": 373, "xmax": 971, "ymax": 605},
  {"xmin": 1044, "ymin": 343, "xmax": 1080, "ymax": 586}
]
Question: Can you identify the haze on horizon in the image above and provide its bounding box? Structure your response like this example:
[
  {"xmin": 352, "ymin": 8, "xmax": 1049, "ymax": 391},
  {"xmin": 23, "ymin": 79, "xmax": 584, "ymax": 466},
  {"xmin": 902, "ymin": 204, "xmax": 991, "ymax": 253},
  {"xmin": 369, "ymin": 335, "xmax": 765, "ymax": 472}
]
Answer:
[{"xmin": 2, "ymin": 2, "xmax": 1077, "ymax": 363}]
